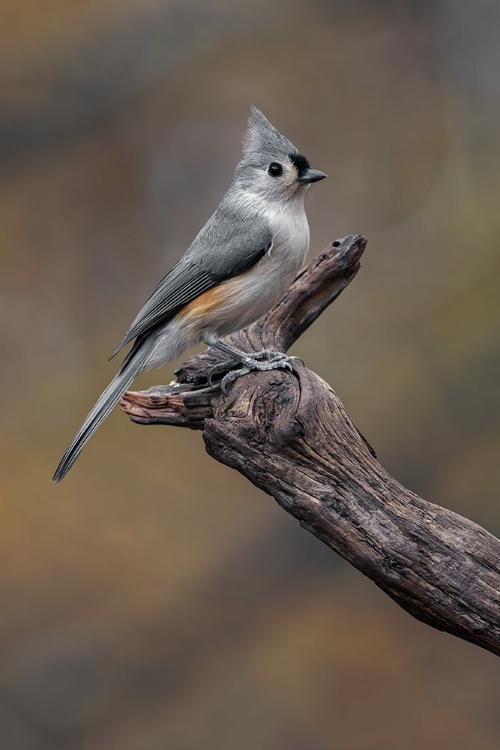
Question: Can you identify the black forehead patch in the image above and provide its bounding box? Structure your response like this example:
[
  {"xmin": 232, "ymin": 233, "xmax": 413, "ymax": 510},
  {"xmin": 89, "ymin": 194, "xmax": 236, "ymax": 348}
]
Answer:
[{"xmin": 289, "ymin": 153, "xmax": 310, "ymax": 172}]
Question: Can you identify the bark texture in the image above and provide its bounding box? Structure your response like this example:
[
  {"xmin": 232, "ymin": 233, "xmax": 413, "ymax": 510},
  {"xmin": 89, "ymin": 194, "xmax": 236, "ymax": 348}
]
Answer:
[{"xmin": 121, "ymin": 235, "xmax": 500, "ymax": 657}]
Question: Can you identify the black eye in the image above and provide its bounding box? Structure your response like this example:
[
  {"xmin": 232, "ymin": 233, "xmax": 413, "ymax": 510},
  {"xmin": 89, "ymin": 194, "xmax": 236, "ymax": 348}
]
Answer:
[{"xmin": 268, "ymin": 162, "xmax": 283, "ymax": 177}]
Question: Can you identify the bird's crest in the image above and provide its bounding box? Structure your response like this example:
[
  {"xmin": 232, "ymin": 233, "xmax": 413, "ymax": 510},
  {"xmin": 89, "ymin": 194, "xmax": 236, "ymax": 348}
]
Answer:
[{"xmin": 243, "ymin": 106, "xmax": 298, "ymax": 161}]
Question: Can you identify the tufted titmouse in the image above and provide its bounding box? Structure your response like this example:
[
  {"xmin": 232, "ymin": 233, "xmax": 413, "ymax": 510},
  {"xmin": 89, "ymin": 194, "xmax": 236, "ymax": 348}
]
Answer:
[{"xmin": 53, "ymin": 107, "xmax": 326, "ymax": 482}]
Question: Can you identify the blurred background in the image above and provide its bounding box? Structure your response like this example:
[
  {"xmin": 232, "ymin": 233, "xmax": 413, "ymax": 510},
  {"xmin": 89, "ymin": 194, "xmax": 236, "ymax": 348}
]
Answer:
[{"xmin": 1, "ymin": 0, "xmax": 500, "ymax": 747}]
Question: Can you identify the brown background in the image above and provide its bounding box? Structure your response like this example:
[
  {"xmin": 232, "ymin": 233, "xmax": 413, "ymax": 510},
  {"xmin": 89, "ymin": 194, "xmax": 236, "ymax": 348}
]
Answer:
[{"xmin": 1, "ymin": 1, "xmax": 499, "ymax": 748}]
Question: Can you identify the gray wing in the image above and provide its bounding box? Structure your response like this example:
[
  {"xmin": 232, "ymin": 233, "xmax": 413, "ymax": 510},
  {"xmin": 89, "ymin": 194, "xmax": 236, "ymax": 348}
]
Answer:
[{"xmin": 109, "ymin": 211, "xmax": 272, "ymax": 359}]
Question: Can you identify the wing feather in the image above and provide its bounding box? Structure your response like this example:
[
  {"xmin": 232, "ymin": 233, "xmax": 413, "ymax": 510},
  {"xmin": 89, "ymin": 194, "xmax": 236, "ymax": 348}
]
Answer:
[
  {"xmin": 109, "ymin": 217, "xmax": 272, "ymax": 360},
  {"xmin": 109, "ymin": 266, "xmax": 216, "ymax": 359}
]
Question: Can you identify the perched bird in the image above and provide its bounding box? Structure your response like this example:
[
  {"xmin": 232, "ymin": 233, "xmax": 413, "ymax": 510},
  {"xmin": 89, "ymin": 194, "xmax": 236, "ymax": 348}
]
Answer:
[{"xmin": 53, "ymin": 107, "xmax": 326, "ymax": 482}]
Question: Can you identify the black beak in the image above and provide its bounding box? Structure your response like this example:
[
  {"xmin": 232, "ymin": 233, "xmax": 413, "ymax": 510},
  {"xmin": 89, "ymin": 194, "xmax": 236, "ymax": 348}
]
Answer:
[{"xmin": 297, "ymin": 168, "xmax": 327, "ymax": 185}]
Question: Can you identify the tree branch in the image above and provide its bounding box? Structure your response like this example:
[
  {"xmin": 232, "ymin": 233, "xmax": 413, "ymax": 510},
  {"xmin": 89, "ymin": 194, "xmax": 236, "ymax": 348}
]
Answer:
[{"xmin": 120, "ymin": 235, "xmax": 500, "ymax": 657}]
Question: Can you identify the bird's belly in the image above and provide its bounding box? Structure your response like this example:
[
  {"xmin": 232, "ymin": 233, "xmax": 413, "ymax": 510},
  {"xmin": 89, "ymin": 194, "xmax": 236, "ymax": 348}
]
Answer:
[
  {"xmin": 210, "ymin": 269, "xmax": 290, "ymax": 336},
  {"xmin": 183, "ymin": 245, "xmax": 306, "ymax": 339}
]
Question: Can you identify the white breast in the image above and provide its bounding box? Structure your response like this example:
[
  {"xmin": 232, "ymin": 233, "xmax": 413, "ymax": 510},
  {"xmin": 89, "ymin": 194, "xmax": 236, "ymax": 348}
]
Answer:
[
  {"xmin": 199, "ymin": 193, "xmax": 310, "ymax": 338},
  {"xmin": 265, "ymin": 195, "xmax": 310, "ymax": 271}
]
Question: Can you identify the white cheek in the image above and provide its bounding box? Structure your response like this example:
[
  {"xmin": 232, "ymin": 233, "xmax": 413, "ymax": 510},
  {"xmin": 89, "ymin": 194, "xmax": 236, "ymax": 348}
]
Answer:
[{"xmin": 282, "ymin": 166, "xmax": 298, "ymax": 192}]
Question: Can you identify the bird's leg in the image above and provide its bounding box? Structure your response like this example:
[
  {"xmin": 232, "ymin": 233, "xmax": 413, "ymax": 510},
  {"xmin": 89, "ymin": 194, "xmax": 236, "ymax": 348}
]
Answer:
[
  {"xmin": 201, "ymin": 337, "xmax": 246, "ymax": 387},
  {"xmin": 202, "ymin": 336, "xmax": 304, "ymax": 394}
]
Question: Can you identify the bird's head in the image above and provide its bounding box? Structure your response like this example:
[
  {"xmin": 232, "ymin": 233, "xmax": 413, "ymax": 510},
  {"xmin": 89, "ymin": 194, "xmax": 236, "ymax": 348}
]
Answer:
[{"xmin": 234, "ymin": 106, "xmax": 327, "ymax": 202}]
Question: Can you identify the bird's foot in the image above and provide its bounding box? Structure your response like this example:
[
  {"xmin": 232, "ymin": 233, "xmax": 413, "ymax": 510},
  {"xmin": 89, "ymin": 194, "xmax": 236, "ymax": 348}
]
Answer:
[
  {"xmin": 207, "ymin": 358, "xmax": 238, "ymax": 387},
  {"xmin": 219, "ymin": 352, "xmax": 303, "ymax": 395},
  {"xmin": 251, "ymin": 349, "xmax": 305, "ymax": 367},
  {"xmin": 204, "ymin": 343, "xmax": 304, "ymax": 392}
]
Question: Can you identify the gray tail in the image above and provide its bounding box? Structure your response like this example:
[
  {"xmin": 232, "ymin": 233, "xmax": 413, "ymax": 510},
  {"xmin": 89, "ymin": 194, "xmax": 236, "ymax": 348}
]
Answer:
[{"xmin": 52, "ymin": 338, "xmax": 154, "ymax": 483}]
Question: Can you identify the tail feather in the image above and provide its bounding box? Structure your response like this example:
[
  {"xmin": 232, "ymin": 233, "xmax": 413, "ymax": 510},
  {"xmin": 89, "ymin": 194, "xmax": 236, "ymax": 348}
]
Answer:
[{"xmin": 53, "ymin": 339, "xmax": 154, "ymax": 483}]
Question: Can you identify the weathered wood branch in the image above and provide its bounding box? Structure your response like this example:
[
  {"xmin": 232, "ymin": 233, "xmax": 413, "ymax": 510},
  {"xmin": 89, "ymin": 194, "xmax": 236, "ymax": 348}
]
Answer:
[{"xmin": 120, "ymin": 235, "xmax": 500, "ymax": 657}]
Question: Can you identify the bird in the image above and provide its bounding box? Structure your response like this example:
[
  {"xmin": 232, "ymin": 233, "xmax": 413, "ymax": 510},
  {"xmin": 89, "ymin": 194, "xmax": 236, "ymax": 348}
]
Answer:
[{"xmin": 53, "ymin": 107, "xmax": 327, "ymax": 482}]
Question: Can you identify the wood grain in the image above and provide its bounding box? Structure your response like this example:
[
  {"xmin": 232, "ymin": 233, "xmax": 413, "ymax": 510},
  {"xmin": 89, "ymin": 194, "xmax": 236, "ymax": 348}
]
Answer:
[{"xmin": 121, "ymin": 235, "xmax": 500, "ymax": 657}]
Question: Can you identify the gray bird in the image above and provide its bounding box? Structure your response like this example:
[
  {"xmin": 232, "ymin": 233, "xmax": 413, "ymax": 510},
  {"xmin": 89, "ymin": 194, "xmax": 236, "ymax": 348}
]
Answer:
[{"xmin": 53, "ymin": 107, "xmax": 326, "ymax": 482}]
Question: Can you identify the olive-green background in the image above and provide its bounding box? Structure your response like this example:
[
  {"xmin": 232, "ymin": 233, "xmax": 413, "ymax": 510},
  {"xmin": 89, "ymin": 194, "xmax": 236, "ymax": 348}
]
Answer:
[{"xmin": 1, "ymin": 1, "xmax": 499, "ymax": 748}]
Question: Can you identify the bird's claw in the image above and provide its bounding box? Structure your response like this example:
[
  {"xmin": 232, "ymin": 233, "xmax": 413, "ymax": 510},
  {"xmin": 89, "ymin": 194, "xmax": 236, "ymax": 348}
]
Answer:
[
  {"xmin": 207, "ymin": 359, "xmax": 237, "ymax": 387},
  {"xmin": 205, "ymin": 348, "xmax": 305, "ymax": 394},
  {"xmin": 218, "ymin": 353, "xmax": 303, "ymax": 394},
  {"xmin": 220, "ymin": 366, "xmax": 251, "ymax": 395},
  {"xmin": 251, "ymin": 350, "xmax": 304, "ymax": 367},
  {"xmin": 287, "ymin": 355, "xmax": 305, "ymax": 367}
]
